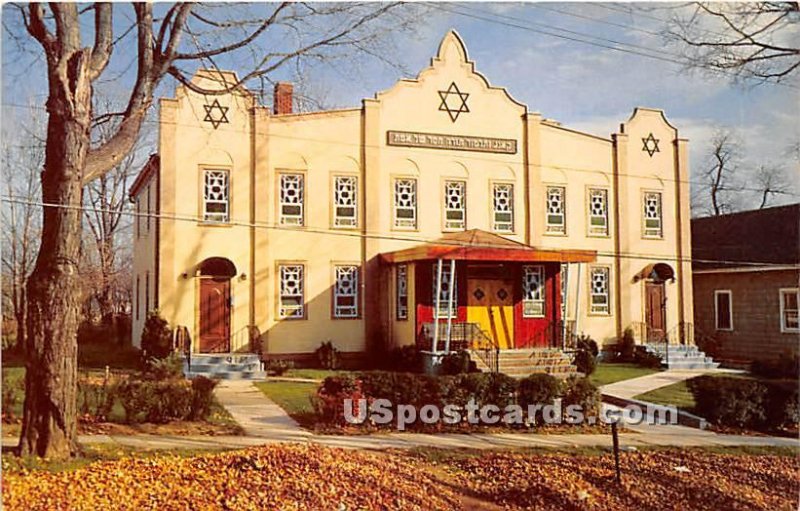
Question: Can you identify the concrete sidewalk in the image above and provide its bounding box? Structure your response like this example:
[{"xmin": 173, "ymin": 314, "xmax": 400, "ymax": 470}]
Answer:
[{"xmin": 599, "ymin": 368, "xmax": 740, "ymax": 400}]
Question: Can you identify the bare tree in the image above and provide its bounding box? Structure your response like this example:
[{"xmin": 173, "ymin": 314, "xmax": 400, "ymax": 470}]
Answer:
[
  {"xmin": 7, "ymin": 2, "xmax": 422, "ymax": 459},
  {"xmin": 1, "ymin": 110, "xmax": 44, "ymax": 353},
  {"xmin": 698, "ymin": 129, "xmax": 742, "ymax": 216},
  {"xmin": 664, "ymin": 2, "xmax": 800, "ymax": 84},
  {"xmin": 753, "ymin": 163, "xmax": 791, "ymax": 208}
]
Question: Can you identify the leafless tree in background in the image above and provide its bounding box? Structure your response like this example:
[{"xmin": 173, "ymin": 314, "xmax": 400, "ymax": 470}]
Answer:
[
  {"xmin": 5, "ymin": 2, "xmax": 422, "ymax": 459},
  {"xmin": 753, "ymin": 163, "xmax": 791, "ymax": 208},
  {"xmin": 664, "ymin": 2, "xmax": 800, "ymax": 84},
  {"xmin": 695, "ymin": 128, "xmax": 742, "ymax": 216}
]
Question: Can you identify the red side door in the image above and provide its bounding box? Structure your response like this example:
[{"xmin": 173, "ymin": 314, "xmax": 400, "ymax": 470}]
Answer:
[{"xmin": 199, "ymin": 278, "xmax": 231, "ymax": 353}]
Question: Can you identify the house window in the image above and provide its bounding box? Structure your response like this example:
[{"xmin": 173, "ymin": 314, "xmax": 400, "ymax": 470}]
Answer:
[
  {"xmin": 396, "ymin": 265, "xmax": 408, "ymax": 320},
  {"xmin": 715, "ymin": 290, "xmax": 733, "ymax": 331},
  {"xmin": 546, "ymin": 186, "xmax": 566, "ymax": 233},
  {"xmin": 203, "ymin": 169, "xmax": 229, "ymax": 223},
  {"xmin": 394, "ymin": 178, "xmax": 417, "ymax": 229},
  {"xmin": 444, "ymin": 180, "xmax": 466, "ymax": 230},
  {"xmin": 643, "ymin": 191, "xmax": 663, "ymax": 238},
  {"xmin": 333, "ymin": 265, "xmax": 359, "ymax": 318},
  {"xmin": 145, "ymin": 272, "xmax": 150, "ymax": 315},
  {"xmin": 588, "ymin": 188, "xmax": 608, "ymax": 236},
  {"xmin": 333, "ymin": 176, "xmax": 357, "ymax": 228},
  {"xmin": 135, "ymin": 197, "xmax": 141, "ymax": 238},
  {"xmin": 135, "ymin": 275, "xmax": 140, "ymax": 321},
  {"xmin": 279, "ymin": 264, "xmax": 304, "ymax": 319},
  {"xmin": 779, "ymin": 288, "xmax": 799, "ymax": 333},
  {"xmin": 590, "ymin": 267, "xmax": 610, "ymax": 315},
  {"xmin": 146, "ymin": 185, "xmax": 151, "ymax": 234},
  {"xmin": 280, "ymin": 173, "xmax": 304, "ymax": 226},
  {"xmin": 522, "ymin": 265, "xmax": 545, "ymax": 317},
  {"xmin": 492, "ymin": 183, "xmax": 513, "ymax": 232},
  {"xmin": 432, "ymin": 263, "xmax": 457, "ymax": 318}
]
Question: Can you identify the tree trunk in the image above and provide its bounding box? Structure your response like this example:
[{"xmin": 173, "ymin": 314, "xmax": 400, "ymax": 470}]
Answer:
[{"xmin": 18, "ymin": 59, "xmax": 92, "ymax": 459}]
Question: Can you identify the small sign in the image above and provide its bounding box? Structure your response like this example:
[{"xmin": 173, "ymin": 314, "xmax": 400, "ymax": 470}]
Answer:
[{"xmin": 387, "ymin": 130, "xmax": 517, "ymax": 154}]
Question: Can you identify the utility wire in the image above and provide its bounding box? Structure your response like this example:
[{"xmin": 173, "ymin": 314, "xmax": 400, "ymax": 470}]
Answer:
[
  {"xmin": 3, "ymin": 195, "xmax": 795, "ymax": 269},
  {"xmin": 3, "ymin": 102, "xmax": 797, "ymax": 198}
]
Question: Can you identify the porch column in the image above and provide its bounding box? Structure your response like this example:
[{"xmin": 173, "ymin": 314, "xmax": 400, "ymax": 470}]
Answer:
[
  {"xmin": 433, "ymin": 258, "xmax": 443, "ymax": 353},
  {"xmin": 444, "ymin": 259, "xmax": 456, "ymax": 353}
]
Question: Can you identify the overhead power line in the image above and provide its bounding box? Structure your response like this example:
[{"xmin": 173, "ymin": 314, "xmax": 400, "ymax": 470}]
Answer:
[{"xmin": 3, "ymin": 195, "xmax": 795, "ymax": 269}]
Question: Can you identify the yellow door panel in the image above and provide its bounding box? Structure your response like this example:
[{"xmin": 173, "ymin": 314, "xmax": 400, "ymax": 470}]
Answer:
[{"xmin": 467, "ymin": 278, "xmax": 514, "ymax": 349}]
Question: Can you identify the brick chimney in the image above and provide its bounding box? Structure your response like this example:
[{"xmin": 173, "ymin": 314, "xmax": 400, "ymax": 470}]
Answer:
[{"xmin": 273, "ymin": 82, "xmax": 293, "ymax": 115}]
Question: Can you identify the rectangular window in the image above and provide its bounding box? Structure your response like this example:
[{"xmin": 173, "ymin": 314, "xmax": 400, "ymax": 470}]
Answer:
[
  {"xmin": 643, "ymin": 191, "xmax": 663, "ymax": 238},
  {"xmin": 588, "ymin": 188, "xmax": 608, "ymax": 236},
  {"xmin": 333, "ymin": 176, "xmax": 357, "ymax": 228},
  {"xmin": 715, "ymin": 290, "xmax": 733, "ymax": 331},
  {"xmin": 279, "ymin": 173, "xmax": 304, "ymax": 226},
  {"xmin": 279, "ymin": 264, "xmax": 304, "ymax": 319},
  {"xmin": 432, "ymin": 263, "xmax": 457, "ymax": 318},
  {"xmin": 203, "ymin": 169, "xmax": 229, "ymax": 223},
  {"xmin": 590, "ymin": 267, "xmax": 610, "ymax": 315},
  {"xmin": 145, "ymin": 272, "xmax": 150, "ymax": 315},
  {"xmin": 522, "ymin": 265, "xmax": 545, "ymax": 317},
  {"xmin": 492, "ymin": 183, "xmax": 514, "ymax": 232},
  {"xmin": 333, "ymin": 265, "xmax": 359, "ymax": 318},
  {"xmin": 444, "ymin": 180, "xmax": 466, "ymax": 230},
  {"xmin": 135, "ymin": 197, "xmax": 141, "ymax": 238},
  {"xmin": 779, "ymin": 288, "xmax": 799, "ymax": 333},
  {"xmin": 394, "ymin": 178, "xmax": 417, "ymax": 229},
  {"xmin": 135, "ymin": 275, "xmax": 140, "ymax": 321},
  {"xmin": 146, "ymin": 185, "xmax": 151, "ymax": 234},
  {"xmin": 396, "ymin": 265, "xmax": 408, "ymax": 320},
  {"xmin": 546, "ymin": 186, "xmax": 566, "ymax": 233}
]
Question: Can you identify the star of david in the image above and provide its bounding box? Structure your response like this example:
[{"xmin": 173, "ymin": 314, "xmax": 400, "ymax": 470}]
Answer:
[
  {"xmin": 438, "ymin": 82, "xmax": 470, "ymax": 123},
  {"xmin": 642, "ymin": 132, "xmax": 660, "ymax": 157},
  {"xmin": 203, "ymin": 99, "xmax": 229, "ymax": 129}
]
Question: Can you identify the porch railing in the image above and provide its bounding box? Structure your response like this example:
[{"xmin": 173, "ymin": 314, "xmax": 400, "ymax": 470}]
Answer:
[
  {"xmin": 173, "ymin": 325, "xmax": 191, "ymax": 370},
  {"xmin": 418, "ymin": 321, "xmax": 500, "ymax": 373},
  {"xmin": 521, "ymin": 320, "xmax": 579, "ymax": 351}
]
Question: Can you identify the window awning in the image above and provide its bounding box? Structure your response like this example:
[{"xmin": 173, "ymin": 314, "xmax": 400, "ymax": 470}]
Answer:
[{"xmin": 380, "ymin": 230, "xmax": 597, "ymax": 264}]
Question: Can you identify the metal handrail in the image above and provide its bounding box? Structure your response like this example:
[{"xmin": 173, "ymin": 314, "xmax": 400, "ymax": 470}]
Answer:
[
  {"xmin": 173, "ymin": 326, "xmax": 191, "ymax": 371},
  {"xmin": 419, "ymin": 321, "xmax": 500, "ymax": 373}
]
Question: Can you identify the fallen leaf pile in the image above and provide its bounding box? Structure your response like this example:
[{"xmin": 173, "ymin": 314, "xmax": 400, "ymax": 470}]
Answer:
[
  {"xmin": 4, "ymin": 445, "xmax": 798, "ymax": 510},
  {"xmin": 440, "ymin": 449, "xmax": 800, "ymax": 510},
  {"xmin": 2, "ymin": 444, "xmax": 460, "ymax": 511}
]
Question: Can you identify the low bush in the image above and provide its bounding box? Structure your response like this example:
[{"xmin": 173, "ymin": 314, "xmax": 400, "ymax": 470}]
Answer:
[
  {"xmin": 117, "ymin": 380, "xmax": 193, "ymax": 424},
  {"xmin": 315, "ymin": 341, "xmax": 340, "ymax": 370},
  {"xmin": 561, "ymin": 376, "xmax": 601, "ymax": 419},
  {"xmin": 1, "ymin": 375, "xmax": 23, "ymax": 423},
  {"xmin": 751, "ymin": 356, "xmax": 800, "ymax": 380},
  {"xmin": 265, "ymin": 359, "xmax": 294, "ymax": 377},
  {"xmin": 765, "ymin": 380, "xmax": 799, "ymax": 429},
  {"xmin": 384, "ymin": 345, "xmax": 422, "ymax": 373},
  {"xmin": 453, "ymin": 372, "xmax": 518, "ymax": 409},
  {"xmin": 689, "ymin": 376, "xmax": 768, "ymax": 429},
  {"xmin": 140, "ymin": 311, "xmax": 173, "ymax": 361},
  {"xmin": 189, "ymin": 376, "xmax": 220, "ymax": 421},
  {"xmin": 615, "ymin": 328, "xmax": 636, "ymax": 362},
  {"xmin": 440, "ymin": 350, "xmax": 474, "ymax": 376},
  {"xmin": 518, "ymin": 373, "xmax": 561, "ymax": 422},
  {"xmin": 633, "ymin": 347, "xmax": 663, "ymax": 369},
  {"xmin": 312, "ymin": 374, "xmax": 365, "ymax": 426},
  {"xmin": 573, "ymin": 350, "xmax": 597, "ymax": 376},
  {"xmin": 142, "ymin": 353, "xmax": 185, "ymax": 380},
  {"xmin": 77, "ymin": 380, "xmax": 117, "ymax": 421}
]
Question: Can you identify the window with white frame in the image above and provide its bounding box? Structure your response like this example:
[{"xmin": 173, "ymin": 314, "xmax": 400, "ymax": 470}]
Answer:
[
  {"xmin": 546, "ymin": 186, "xmax": 566, "ymax": 233},
  {"xmin": 714, "ymin": 290, "xmax": 733, "ymax": 331},
  {"xmin": 444, "ymin": 180, "xmax": 466, "ymax": 230},
  {"xmin": 280, "ymin": 173, "xmax": 304, "ymax": 226},
  {"xmin": 522, "ymin": 265, "xmax": 545, "ymax": 317},
  {"xmin": 396, "ymin": 265, "xmax": 408, "ymax": 320},
  {"xmin": 779, "ymin": 288, "xmax": 799, "ymax": 333},
  {"xmin": 588, "ymin": 188, "xmax": 608, "ymax": 235},
  {"xmin": 203, "ymin": 169, "xmax": 229, "ymax": 223},
  {"xmin": 279, "ymin": 264, "xmax": 304, "ymax": 319},
  {"xmin": 333, "ymin": 265, "xmax": 359, "ymax": 318},
  {"xmin": 643, "ymin": 191, "xmax": 663, "ymax": 238},
  {"xmin": 492, "ymin": 183, "xmax": 514, "ymax": 232},
  {"xmin": 590, "ymin": 267, "xmax": 610, "ymax": 314},
  {"xmin": 146, "ymin": 185, "xmax": 151, "ymax": 233},
  {"xmin": 394, "ymin": 178, "xmax": 417, "ymax": 229},
  {"xmin": 432, "ymin": 263, "xmax": 457, "ymax": 318},
  {"xmin": 135, "ymin": 197, "xmax": 141, "ymax": 238},
  {"xmin": 145, "ymin": 272, "xmax": 150, "ymax": 315},
  {"xmin": 135, "ymin": 275, "xmax": 140, "ymax": 321},
  {"xmin": 333, "ymin": 176, "xmax": 357, "ymax": 228}
]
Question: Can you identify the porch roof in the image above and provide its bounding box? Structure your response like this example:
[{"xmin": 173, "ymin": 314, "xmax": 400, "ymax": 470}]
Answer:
[{"xmin": 380, "ymin": 229, "xmax": 597, "ymax": 264}]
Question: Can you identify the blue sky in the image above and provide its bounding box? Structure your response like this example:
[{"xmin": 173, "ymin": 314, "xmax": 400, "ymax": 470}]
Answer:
[{"xmin": 3, "ymin": 3, "xmax": 798, "ymax": 210}]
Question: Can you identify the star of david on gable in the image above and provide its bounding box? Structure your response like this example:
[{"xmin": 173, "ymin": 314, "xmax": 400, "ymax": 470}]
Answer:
[
  {"xmin": 438, "ymin": 82, "xmax": 470, "ymax": 123},
  {"xmin": 203, "ymin": 99, "xmax": 229, "ymax": 129},
  {"xmin": 642, "ymin": 132, "xmax": 660, "ymax": 157}
]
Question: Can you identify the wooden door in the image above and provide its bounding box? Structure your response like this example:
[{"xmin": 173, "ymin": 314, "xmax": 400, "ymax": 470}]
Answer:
[
  {"xmin": 467, "ymin": 278, "xmax": 515, "ymax": 349},
  {"xmin": 645, "ymin": 282, "xmax": 666, "ymax": 342},
  {"xmin": 199, "ymin": 278, "xmax": 231, "ymax": 353}
]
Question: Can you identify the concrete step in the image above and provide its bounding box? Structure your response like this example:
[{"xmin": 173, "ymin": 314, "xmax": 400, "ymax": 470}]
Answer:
[
  {"xmin": 189, "ymin": 354, "xmax": 261, "ymax": 365},
  {"xmin": 185, "ymin": 363, "xmax": 262, "ymax": 373},
  {"xmin": 186, "ymin": 370, "xmax": 268, "ymax": 381}
]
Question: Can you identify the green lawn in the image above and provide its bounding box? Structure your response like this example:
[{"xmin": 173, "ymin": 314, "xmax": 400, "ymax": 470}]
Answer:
[
  {"xmin": 589, "ymin": 363, "xmax": 660, "ymax": 387},
  {"xmin": 281, "ymin": 368, "xmax": 344, "ymax": 380},
  {"xmin": 636, "ymin": 380, "xmax": 696, "ymax": 411},
  {"xmin": 254, "ymin": 381, "xmax": 318, "ymax": 428}
]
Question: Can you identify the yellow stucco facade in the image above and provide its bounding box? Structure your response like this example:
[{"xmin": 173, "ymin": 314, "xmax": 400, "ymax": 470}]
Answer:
[{"xmin": 130, "ymin": 31, "xmax": 694, "ymax": 358}]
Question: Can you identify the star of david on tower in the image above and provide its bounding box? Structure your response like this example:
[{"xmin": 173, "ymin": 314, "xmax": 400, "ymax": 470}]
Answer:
[
  {"xmin": 438, "ymin": 82, "xmax": 470, "ymax": 122},
  {"xmin": 203, "ymin": 99, "xmax": 230, "ymax": 129},
  {"xmin": 642, "ymin": 132, "xmax": 660, "ymax": 157}
]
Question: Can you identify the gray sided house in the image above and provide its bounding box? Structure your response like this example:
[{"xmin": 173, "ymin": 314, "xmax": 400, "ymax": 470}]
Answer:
[{"xmin": 692, "ymin": 204, "xmax": 800, "ymax": 363}]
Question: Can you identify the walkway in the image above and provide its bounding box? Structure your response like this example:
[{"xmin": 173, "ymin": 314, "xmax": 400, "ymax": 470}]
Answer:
[{"xmin": 599, "ymin": 368, "xmax": 740, "ymax": 400}]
